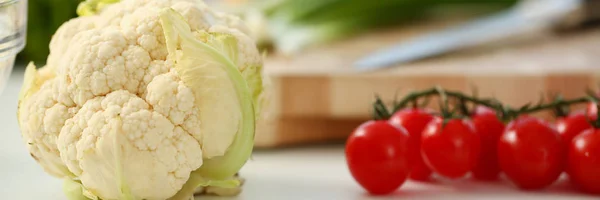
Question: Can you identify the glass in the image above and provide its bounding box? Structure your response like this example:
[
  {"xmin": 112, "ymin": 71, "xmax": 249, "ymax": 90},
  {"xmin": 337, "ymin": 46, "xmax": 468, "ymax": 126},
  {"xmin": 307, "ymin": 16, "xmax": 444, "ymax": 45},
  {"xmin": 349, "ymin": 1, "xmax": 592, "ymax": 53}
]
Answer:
[{"xmin": 0, "ymin": 0, "xmax": 26, "ymax": 94}]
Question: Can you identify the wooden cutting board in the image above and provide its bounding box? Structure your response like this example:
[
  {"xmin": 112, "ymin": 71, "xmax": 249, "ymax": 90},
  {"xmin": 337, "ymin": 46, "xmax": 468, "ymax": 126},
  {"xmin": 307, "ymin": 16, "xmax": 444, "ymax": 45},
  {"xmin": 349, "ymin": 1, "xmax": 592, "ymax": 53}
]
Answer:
[{"xmin": 254, "ymin": 21, "xmax": 600, "ymax": 148}]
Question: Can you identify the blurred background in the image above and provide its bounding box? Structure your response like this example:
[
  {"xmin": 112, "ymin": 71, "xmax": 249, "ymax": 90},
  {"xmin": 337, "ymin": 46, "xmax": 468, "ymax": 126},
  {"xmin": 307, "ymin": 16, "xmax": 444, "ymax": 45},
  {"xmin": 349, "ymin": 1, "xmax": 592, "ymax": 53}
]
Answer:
[
  {"xmin": 9, "ymin": 0, "xmax": 600, "ymax": 148},
  {"xmin": 17, "ymin": 0, "xmax": 520, "ymax": 64},
  {"xmin": 16, "ymin": 0, "xmax": 80, "ymax": 63}
]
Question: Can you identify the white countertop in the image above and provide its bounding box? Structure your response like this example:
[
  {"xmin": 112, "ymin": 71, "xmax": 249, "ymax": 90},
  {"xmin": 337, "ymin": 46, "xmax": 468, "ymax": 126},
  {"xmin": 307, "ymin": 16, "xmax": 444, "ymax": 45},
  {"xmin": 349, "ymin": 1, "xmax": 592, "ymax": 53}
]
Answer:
[{"xmin": 1, "ymin": 68, "xmax": 597, "ymax": 200}]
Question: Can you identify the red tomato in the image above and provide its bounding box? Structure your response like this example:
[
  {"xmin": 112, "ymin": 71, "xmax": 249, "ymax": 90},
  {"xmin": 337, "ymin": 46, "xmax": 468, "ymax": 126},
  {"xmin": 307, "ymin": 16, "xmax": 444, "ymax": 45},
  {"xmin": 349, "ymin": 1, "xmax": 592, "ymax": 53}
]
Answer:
[
  {"xmin": 471, "ymin": 106, "xmax": 505, "ymax": 181},
  {"xmin": 345, "ymin": 120, "xmax": 411, "ymax": 195},
  {"xmin": 504, "ymin": 115, "xmax": 535, "ymax": 130},
  {"xmin": 568, "ymin": 129, "xmax": 600, "ymax": 194},
  {"xmin": 421, "ymin": 117, "xmax": 481, "ymax": 179},
  {"xmin": 498, "ymin": 117, "xmax": 564, "ymax": 190},
  {"xmin": 556, "ymin": 111, "xmax": 593, "ymax": 145},
  {"xmin": 389, "ymin": 108, "xmax": 435, "ymax": 181}
]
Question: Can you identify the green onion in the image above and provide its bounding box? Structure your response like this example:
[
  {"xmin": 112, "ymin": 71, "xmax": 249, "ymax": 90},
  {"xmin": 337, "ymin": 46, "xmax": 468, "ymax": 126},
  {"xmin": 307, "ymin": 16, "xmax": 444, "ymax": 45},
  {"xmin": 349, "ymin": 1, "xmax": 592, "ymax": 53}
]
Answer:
[{"xmin": 233, "ymin": 0, "xmax": 518, "ymax": 54}]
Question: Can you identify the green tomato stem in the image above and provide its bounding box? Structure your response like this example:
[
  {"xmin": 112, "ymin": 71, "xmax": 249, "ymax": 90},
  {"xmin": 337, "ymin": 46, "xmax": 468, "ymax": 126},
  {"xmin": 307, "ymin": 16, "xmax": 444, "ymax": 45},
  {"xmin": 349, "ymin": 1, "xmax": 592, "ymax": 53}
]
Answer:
[{"xmin": 378, "ymin": 86, "xmax": 593, "ymax": 122}]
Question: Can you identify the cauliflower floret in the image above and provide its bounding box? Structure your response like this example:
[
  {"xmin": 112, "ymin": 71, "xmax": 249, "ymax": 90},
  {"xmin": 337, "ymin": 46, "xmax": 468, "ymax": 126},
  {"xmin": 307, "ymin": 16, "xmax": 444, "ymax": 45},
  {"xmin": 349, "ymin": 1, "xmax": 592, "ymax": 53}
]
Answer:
[
  {"xmin": 146, "ymin": 70, "xmax": 202, "ymax": 142},
  {"xmin": 19, "ymin": 79, "xmax": 76, "ymax": 177},
  {"xmin": 48, "ymin": 17, "xmax": 96, "ymax": 69},
  {"xmin": 57, "ymin": 90, "xmax": 203, "ymax": 200},
  {"xmin": 17, "ymin": 0, "xmax": 263, "ymax": 199}
]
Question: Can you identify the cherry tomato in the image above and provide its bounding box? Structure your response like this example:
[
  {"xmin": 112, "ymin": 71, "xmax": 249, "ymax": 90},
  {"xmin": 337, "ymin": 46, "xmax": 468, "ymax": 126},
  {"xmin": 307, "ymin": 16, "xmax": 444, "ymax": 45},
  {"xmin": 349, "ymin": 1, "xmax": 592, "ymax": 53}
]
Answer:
[
  {"xmin": 568, "ymin": 128, "xmax": 600, "ymax": 194},
  {"xmin": 389, "ymin": 108, "xmax": 435, "ymax": 181},
  {"xmin": 504, "ymin": 115, "xmax": 535, "ymax": 130},
  {"xmin": 471, "ymin": 106, "xmax": 505, "ymax": 181},
  {"xmin": 498, "ymin": 117, "xmax": 564, "ymax": 190},
  {"xmin": 345, "ymin": 120, "xmax": 411, "ymax": 195},
  {"xmin": 556, "ymin": 111, "xmax": 593, "ymax": 145},
  {"xmin": 421, "ymin": 117, "xmax": 481, "ymax": 179}
]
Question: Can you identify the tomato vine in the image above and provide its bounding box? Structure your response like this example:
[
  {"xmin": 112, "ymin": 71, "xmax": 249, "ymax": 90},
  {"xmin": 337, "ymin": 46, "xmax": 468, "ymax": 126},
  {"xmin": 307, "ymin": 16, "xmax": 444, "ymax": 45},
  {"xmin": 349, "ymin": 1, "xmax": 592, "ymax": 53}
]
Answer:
[{"xmin": 374, "ymin": 86, "xmax": 599, "ymax": 125}]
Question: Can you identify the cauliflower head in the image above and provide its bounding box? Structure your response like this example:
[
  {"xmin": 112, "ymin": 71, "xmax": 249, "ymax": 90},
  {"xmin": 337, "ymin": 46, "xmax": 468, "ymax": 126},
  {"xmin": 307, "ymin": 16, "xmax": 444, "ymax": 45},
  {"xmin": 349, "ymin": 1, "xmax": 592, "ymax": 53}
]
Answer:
[{"xmin": 17, "ymin": 0, "xmax": 264, "ymax": 199}]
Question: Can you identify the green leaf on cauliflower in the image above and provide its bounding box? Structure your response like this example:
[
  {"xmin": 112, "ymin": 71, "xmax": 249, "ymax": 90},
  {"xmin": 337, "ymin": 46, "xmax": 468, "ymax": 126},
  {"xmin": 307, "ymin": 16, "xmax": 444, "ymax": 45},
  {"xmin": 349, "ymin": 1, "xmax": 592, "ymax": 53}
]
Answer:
[
  {"xmin": 18, "ymin": 62, "xmax": 38, "ymax": 103},
  {"xmin": 241, "ymin": 64, "xmax": 265, "ymax": 118},
  {"xmin": 77, "ymin": 0, "xmax": 120, "ymax": 16},
  {"xmin": 63, "ymin": 178, "xmax": 98, "ymax": 200},
  {"xmin": 160, "ymin": 8, "xmax": 256, "ymax": 200},
  {"xmin": 63, "ymin": 178, "xmax": 89, "ymax": 200},
  {"xmin": 112, "ymin": 118, "xmax": 136, "ymax": 200},
  {"xmin": 17, "ymin": 63, "xmax": 38, "ymax": 127}
]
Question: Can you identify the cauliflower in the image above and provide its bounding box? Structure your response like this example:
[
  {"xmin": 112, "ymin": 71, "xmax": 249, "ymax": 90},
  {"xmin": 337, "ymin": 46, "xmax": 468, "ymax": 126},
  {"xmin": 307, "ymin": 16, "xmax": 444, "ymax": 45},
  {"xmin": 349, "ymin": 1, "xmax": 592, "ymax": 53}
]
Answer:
[{"xmin": 17, "ymin": 0, "xmax": 264, "ymax": 199}]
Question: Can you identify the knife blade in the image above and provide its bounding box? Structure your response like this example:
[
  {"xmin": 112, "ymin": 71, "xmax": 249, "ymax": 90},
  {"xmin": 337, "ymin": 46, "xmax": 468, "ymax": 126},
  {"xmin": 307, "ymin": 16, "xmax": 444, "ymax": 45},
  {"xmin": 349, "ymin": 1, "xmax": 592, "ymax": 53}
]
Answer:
[{"xmin": 353, "ymin": 0, "xmax": 583, "ymax": 72}]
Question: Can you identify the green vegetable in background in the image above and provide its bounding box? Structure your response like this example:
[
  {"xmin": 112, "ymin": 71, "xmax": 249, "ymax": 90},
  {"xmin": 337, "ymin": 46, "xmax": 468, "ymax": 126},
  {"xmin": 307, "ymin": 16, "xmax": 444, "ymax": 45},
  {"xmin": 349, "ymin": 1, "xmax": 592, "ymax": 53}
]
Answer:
[
  {"xmin": 17, "ymin": 0, "xmax": 82, "ymax": 64},
  {"xmin": 232, "ymin": 0, "xmax": 519, "ymax": 54}
]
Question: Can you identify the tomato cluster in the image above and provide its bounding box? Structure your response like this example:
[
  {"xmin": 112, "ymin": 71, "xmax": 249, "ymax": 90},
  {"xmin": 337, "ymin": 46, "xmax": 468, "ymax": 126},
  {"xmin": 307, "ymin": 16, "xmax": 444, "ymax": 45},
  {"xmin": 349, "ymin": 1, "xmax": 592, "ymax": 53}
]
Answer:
[{"xmin": 345, "ymin": 98, "xmax": 600, "ymax": 195}]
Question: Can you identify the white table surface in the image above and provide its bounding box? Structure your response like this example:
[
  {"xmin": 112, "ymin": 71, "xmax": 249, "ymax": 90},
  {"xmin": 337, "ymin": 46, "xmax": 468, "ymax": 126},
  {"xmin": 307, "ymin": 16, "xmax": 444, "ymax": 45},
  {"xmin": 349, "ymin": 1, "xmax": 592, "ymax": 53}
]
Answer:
[{"xmin": 1, "ymin": 68, "xmax": 598, "ymax": 200}]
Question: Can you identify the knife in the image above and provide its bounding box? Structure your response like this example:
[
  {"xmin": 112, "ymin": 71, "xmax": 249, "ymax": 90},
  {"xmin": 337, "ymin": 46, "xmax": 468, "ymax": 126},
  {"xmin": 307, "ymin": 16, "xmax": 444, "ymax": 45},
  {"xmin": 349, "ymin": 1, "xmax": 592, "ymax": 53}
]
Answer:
[{"xmin": 353, "ymin": 0, "xmax": 599, "ymax": 71}]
